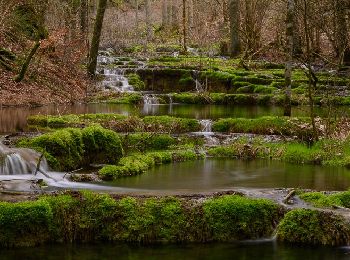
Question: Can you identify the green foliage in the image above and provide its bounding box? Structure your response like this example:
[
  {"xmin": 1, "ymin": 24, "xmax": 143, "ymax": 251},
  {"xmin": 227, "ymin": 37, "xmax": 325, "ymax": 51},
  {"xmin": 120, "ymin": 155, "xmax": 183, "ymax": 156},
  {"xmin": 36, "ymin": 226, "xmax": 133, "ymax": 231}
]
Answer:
[
  {"xmin": 283, "ymin": 143, "xmax": 324, "ymax": 164},
  {"xmin": 277, "ymin": 209, "xmax": 350, "ymax": 246},
  {"xmin": 126, "ymin": 74, "xmax": 145, "ymax": 91},
  {"xmin": 0, "ymin": 200, "xmax": 52, "ymax": 247},
  {"xmin": 203, "ymin": 195, "xmax": 280, "ymax": 241}
]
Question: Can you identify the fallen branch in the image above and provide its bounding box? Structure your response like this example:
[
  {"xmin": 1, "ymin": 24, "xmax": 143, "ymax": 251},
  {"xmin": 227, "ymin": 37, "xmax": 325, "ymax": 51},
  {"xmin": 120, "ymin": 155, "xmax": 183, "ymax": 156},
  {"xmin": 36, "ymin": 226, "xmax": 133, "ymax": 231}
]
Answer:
[{"xmin": 283, "ymin": 189, "xmax": 296, "ymax": 204}]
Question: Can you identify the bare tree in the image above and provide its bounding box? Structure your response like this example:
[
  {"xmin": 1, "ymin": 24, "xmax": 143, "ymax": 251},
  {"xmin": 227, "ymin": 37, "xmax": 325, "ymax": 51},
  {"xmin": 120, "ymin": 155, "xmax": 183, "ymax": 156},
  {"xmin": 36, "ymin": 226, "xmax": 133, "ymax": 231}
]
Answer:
[{"xmin": 284, "ymin": 0, "xmax": 295, "ymax": 116}]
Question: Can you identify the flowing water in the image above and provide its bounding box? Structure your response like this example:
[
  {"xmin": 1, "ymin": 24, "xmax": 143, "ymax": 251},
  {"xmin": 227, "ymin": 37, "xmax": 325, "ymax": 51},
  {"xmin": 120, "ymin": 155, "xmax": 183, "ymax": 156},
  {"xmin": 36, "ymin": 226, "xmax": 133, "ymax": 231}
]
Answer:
[{"xmin": 0, "ymin": 242, "xmax": 349, "ymax": 260}]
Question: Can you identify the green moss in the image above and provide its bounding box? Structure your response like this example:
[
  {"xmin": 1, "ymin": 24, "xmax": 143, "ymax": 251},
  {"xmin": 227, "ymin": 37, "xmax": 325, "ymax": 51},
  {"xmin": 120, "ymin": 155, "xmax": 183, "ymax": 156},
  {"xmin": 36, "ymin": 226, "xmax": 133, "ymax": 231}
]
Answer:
[
  {"xmin": 300, "ymin": 191, "xmax": 350, "ymax": 208},
  {"xmin": 253, "ymin": 86, "xmax": 277, "ymax": 94},
  {"xmin": 277, "ymin": 209, "xmax": 350, "ymax": 246},
  {"xmin": 143, "ymin": 116, "xmax": 200, "ymax": 133},
  {"xmin": 18, "ymin": 125, "xmax": 123, "ymax": 171},
  {"xmin": 207, "ymin": 137, "xmax": 350, "ymax": 167},
  {"xmin": 212, "ymin": 116, "xmax": 313, "ymax": 138},
  {"xmin": 236, "ymin": 85, "xmax": 255, "ymax": 94},
  {"xmin": 126, "ymin": 74, "xmax": 145, "ymax": 91},
  {"xmin": 203, "ymin": 195, "xmax": 280, "ymax": 241},
  {"xmin": 0, "ymin": 200, "xmax": 52, "ymax": 247},
  {"xmin": 105, "ymin": 93, "xmax": 143, "ymax": 104},
  {"xmin": 98, "ymin": 150, "xmax": 203, "ymax": 180},
  {"xmin": 122, "ymin": 133, "xmax": 176, "ymax": 153}
]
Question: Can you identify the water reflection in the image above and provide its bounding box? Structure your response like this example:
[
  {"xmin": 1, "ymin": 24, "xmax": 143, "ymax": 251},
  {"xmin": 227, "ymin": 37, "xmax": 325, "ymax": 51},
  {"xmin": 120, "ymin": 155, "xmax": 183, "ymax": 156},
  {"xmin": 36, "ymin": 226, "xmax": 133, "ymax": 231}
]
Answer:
[
  {"xmin": 0, "ymin": 242, "xmax": 349, "ymax": 260},
  {"xmin": 0, "ymin": 103, "xmax": 349, "ymax": 134},
  {"xmin": 110, "ymin": 159, "xmax": 350, "ymax": 191}
]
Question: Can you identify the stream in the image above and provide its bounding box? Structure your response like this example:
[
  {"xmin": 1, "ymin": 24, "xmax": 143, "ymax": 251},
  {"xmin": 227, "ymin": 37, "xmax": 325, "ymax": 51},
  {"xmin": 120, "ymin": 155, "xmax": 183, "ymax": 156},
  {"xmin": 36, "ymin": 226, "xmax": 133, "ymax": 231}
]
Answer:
[{"xmin": 1, "ymin": 53, "xmax": 350, "ymax": 256}]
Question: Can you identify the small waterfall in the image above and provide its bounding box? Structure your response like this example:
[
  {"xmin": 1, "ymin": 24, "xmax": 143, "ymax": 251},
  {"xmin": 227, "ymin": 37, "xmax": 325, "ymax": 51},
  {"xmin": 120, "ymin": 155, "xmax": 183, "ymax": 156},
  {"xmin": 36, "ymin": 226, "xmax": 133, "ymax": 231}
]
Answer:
[
  {"xmin": 0, "ymin": 144, "xmax": 48, "ymax": 175},
  {"xmin": 192, "ymin": 70, "xmax": 204, "ymax": 93},
  {"xmin": 168, "ymin": 93, "xmax": 173, "ymax": 105},
  {"xmin": 200, "ymin": 119, "xmax": 213, "ymax": 133},
  {"xmin": 143, "ymin": 94, "xmax": 160, "ymax": 105},
  {"xmin": 97, "ymin": 52, "xmax": 135, "ymax": 93}
]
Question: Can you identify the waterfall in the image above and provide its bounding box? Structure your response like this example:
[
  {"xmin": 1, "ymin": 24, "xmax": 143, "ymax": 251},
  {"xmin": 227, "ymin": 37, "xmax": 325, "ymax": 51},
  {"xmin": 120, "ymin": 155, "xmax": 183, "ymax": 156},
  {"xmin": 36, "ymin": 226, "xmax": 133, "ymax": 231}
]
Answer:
[
  {"xmin": 0, "ymin": 144, "xmax": 48, "ymax": 175},
  {"xmin": 143, "ymin": 94, "xmax": 160, "ymax": 105},
  {"xmin": 168, "ymin": 93, "xmax": 173, "ymax": 105},
  {"xmin": 97, "ymin": 52, "xmax": 135, "ymax": 93},
  {"xmin": 200, "ymin": 120, "xmax": 213, "ymax": 133}
]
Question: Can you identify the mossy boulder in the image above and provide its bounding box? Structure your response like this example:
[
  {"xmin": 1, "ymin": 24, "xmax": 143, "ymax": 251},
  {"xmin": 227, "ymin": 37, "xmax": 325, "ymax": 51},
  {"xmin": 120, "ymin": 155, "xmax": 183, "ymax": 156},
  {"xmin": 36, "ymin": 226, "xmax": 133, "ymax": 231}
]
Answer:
[
  {"xmin": 277, "ymin": 209, "xmax": 350, "ymax": 246},
  {"xmin": 18, "ymin": 125, "xmax": 124, "ymax": 171}
]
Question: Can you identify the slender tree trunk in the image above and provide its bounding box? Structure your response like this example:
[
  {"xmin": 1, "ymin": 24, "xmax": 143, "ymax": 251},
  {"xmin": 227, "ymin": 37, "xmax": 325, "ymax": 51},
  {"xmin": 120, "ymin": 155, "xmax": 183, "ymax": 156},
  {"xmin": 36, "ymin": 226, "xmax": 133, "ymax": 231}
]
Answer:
[
  {"xmin": 87, "ymin": 0, "xmax": 107, "ymax": 77},
  {"xmin": 303, "ymin": 0, "xmax": 318, "ymax": 142},
  {"xmin": 284, "ymin": 0, "xmax": 295, "ymax": 117},
  {"xmin": 135, "ymin": 0, "xmax": 139, "ymax": 32},
  {"xmin": 182, "ymin": 0, "xmax": 187, "ymax": 53},
  {"xmin": 145, "ymin": 0, "xmax": 152, "ymax": 42},
  {"xmin": 15, "ymin": 41, "xmax": 40, "ymax": 83},
  {"xmin": 80, "ymin": 0, "xmax": 88, "ymax": 34},
  {"xmin": 335, "ymin": 0, "xmax": 350, "ymax": 65},
  {"xmin": 229, "ymin": 0, "xmax": 241, "ymax": 57},
  {"xmin": 162, "ymin": 0, "xmax": 168, "ymax": 27}
]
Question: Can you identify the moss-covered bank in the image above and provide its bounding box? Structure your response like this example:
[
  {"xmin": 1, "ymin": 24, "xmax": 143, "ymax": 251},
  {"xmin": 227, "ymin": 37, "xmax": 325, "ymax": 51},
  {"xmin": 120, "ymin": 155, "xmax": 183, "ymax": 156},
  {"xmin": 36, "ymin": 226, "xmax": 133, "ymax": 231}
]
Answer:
[
  {"xmin": 28, "ymin": 114, "xmax": 201, "ymax": 134},
  {"xmin": 28, "ymin": 114, "xmax": 325, "ymax": 139},
  {"xmin": 208, "ymin": 137, "xmax": 350, "ymax": 167},
  {"xmin": 0, "ymin": 193, "xmax": 281, "ymax": 247},
  {"xmin": 2, "ymin": 191, "xmax": 350, "ymax": 248},
  {"xmin": 98, "ymin": 150, "xmax": 204, "ymax": 180}
]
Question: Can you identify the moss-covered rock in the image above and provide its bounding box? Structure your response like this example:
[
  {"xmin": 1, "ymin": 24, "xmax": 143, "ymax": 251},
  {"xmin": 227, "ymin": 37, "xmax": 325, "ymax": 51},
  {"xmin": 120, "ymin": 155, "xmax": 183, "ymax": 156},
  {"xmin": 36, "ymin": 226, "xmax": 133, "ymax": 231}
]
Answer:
[
  {"xmin": 0, "ymin": 200, "xmax": 52, "ymax": 247},
  {"xmin": 203, "ymin": 195, "xmax": 280, "ymax": 241},
  {"xmin": 277, "ymin": 209, "xmax": 350, "ymax": 246},
  {"xmin": 18, "ymin": 125, "xmax": 124, "ymax": 171}
]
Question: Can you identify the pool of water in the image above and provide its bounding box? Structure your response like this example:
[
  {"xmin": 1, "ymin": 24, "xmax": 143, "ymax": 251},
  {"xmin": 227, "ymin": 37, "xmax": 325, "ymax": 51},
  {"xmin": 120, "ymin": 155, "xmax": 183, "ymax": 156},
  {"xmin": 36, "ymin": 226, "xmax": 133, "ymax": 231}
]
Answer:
[
  {"xmin": 107, "ymin": 159, "xmax": 350, "ymax": 192},
  {"xmin": 0, "ymin": 103, "xmax": 347, "ymax": 133},
  {"xmin": 0, "ymin": 242, "xmax": 349, "ymax": 260}
]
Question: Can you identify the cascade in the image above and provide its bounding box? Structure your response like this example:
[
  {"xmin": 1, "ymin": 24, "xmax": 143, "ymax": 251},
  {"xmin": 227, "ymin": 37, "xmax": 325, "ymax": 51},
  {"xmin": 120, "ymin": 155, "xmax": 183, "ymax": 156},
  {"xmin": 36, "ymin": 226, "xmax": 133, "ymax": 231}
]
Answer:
[
  {"xmin": 200, "ymin": 119, "xmax": 213, "ymax": 133},
  {"xmin": 143, "ymin": 94, "xmax": 160, "ymax": 105},
  {"xmin": 0, "ymin": 144, "xmax": 48, "ymax": 175}
]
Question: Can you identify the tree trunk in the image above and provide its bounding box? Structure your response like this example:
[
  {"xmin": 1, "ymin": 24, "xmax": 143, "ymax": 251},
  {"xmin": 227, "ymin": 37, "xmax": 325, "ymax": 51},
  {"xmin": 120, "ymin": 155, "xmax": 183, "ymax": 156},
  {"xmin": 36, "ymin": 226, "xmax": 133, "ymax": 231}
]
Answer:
[
  {"xmin": 284, "ymin": 0, "xmax": 295, "ymax": 117},
  {"xmin": 15, "ymin": 41, "xmax": 40, "ymax": 83},
  {"xmin": 87, "ymin": 0, "xmax": 107, "ymax": 77},
  {"xmin": 229, "ymin": 0, "xmax": 241, "ymax": 57},
  {"xmin": 80, "ymin": 0, "xmax": 88, "ymax": 34},
  {"xmin": 182, "ymin": 0, "xmax": 187, "ymax": 53},
  {"xmin": 145, "ymin": 0, "xmax": 152, "ymax": 42},
  {"xmin": 162, "ymin": 0, "xmax": 168, "ymax": 27},
  {"xmin": 135, "ymin": 0, "xmax": 139, "ymax": 32},
  {"xmin": 335, "ymin": 0, "xmax": 350, "ymax": 65},
  {"xmin": 303, "ymin": 0, "xmax": 318, "ymax": 142}
]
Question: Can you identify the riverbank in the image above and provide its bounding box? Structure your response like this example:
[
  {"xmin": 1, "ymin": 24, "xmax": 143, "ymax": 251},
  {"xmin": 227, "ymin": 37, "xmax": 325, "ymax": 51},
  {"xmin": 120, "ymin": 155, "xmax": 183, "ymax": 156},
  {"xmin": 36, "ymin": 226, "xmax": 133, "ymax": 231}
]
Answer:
[{"xmin": 0, "ymin": 189, "xmax": 349, "ymax": 248}]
